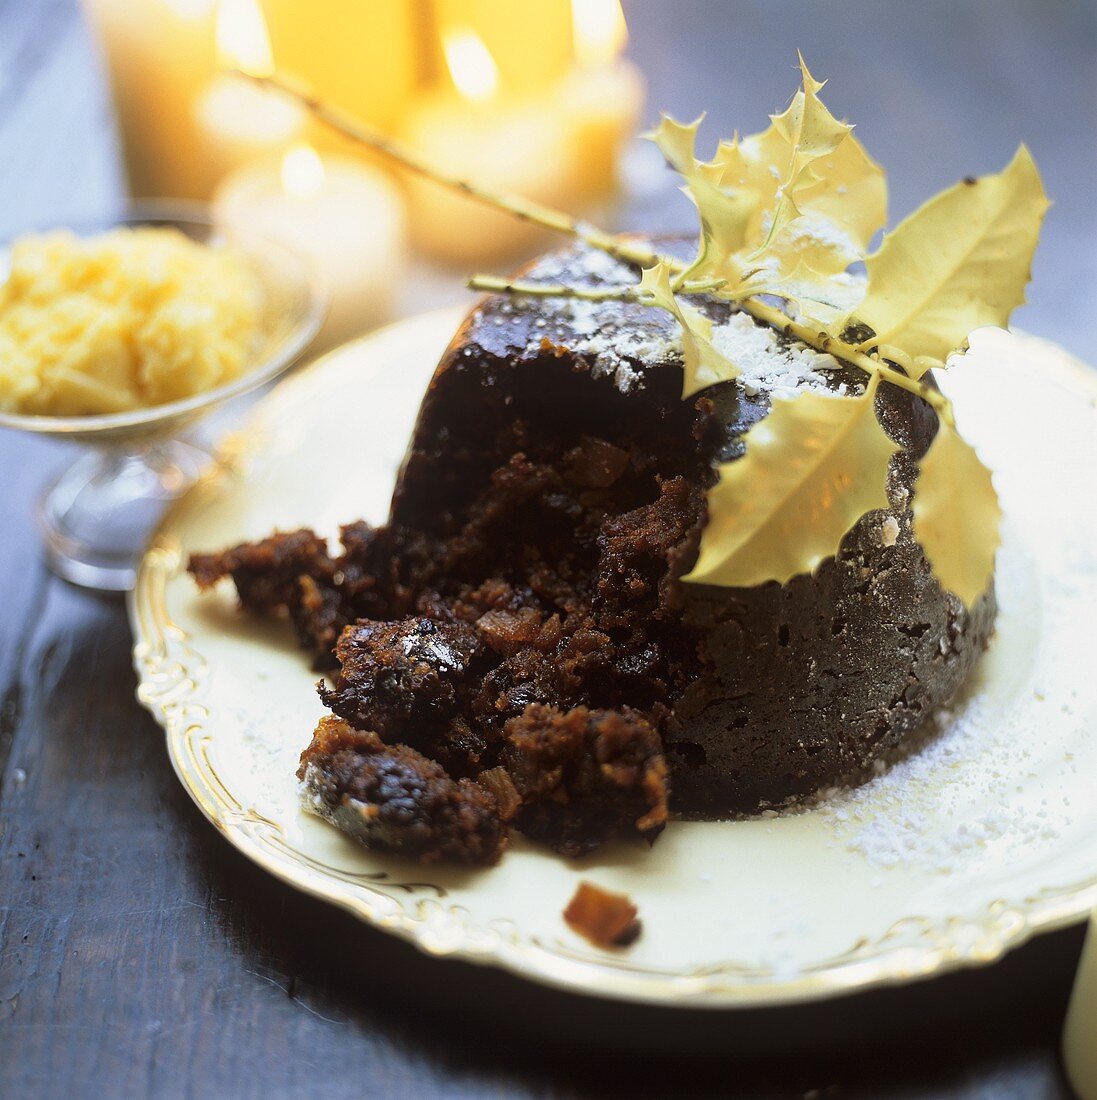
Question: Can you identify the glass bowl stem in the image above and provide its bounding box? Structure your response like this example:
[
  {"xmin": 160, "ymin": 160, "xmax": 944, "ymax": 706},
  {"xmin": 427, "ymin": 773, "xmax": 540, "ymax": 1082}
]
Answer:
[{"xmin": 38, "ymin": 438, "xmax": 209, "ymax": 591}]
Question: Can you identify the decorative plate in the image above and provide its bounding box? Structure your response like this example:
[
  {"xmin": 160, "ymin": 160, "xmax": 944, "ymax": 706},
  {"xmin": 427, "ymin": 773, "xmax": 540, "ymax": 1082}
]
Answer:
[{"xmin": 131, "ymin": 309, "xmax": 1097, "ymax": 1008}]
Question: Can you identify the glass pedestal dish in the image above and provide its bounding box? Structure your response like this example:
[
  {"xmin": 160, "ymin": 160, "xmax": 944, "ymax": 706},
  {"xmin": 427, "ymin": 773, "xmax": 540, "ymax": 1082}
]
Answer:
[{"xmin": 0, "ymin": 205, "xmax": 326, "ymax": 591}]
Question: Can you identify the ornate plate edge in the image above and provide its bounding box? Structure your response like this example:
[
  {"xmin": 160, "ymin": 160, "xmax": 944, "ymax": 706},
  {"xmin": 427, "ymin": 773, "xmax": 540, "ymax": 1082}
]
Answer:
[{"xmin": 128, "ymin": 324, "xmax": 1097, "ymax": 1009}]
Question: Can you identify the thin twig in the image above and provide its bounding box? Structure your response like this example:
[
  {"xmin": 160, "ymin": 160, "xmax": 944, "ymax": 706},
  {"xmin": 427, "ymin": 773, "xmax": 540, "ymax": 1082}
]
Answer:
[
  {"xmin": 477, "ymin": 276, "xmax": 951, "ymax": 418},
  {"xmin": 467, "ymin": 275, "xmax": 726, "ymax": 301},
  {"xmin": 243, "ymin": 69, "xmax": 951, "ymax": 420},
  {"xmin": 234, "ymin": 70, "xmax": 665, "ymax": 270},
  {"xmin": 732, "ymin": 297, "xmax": 953, "ymax": 420}
]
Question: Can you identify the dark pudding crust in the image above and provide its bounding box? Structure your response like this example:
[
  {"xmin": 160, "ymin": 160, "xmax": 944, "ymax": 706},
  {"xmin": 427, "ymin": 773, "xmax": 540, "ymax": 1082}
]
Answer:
[
  {"xmin": 191, "ymin": 239, "xmax": 996, "ymax": 859},
  {"xmin": 298, "ymin": 717, "xmax": 512, "ymax": 865}
]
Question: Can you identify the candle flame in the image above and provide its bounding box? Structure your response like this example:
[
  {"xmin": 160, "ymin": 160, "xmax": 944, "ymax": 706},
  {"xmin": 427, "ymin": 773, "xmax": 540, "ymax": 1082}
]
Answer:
[
  {"xmin": 215, "ymin": 0, "xmax": 275, "ymax": 76},
  {"xmin": 281, "ymin": 143, "xmax": 326, "ymax": 198},
  {"xmin": 572, "ymin": 0, "xmax": 628, "ymax": 67},
  {"xmin": 442, "ymin": 29, "xmax": 500, "ymax": 103}
]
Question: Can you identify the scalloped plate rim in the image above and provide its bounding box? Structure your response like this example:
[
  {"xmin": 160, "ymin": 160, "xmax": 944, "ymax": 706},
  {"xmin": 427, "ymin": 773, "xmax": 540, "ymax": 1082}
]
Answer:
[{"xmin": 129, "ymin": 311, "xmax": 1097, "ymax": 1009}]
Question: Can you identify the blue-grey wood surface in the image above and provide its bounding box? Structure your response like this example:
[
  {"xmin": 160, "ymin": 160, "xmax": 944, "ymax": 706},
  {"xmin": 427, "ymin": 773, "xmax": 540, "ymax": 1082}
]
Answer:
[{"xmin": 1, "ymin": 2, "xmax": 1094, "ymax": 1097}]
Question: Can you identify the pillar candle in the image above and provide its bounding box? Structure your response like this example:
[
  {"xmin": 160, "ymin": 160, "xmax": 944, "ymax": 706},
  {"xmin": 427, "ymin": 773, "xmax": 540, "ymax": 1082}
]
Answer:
[
  {"xmin": 402, "ymin": 2, "xmax": 643, "ymax": 265},
  {"xmin": 427, "ymin": 0, "xmax": 574, "ymax": 95},
  {"xmin": 401, "ymin": 25, "xmax": 583, "ymax": 266},
  {"xmin": 213, "ymin": 145, "xmax": 409, "ymax": 349},
  {"xmin": 193, "ymin": 0, "xmax": 306, "ymax": 197},
  {"xmin": 560, "ymin": 57, "xmax": 645, "ymax": 204},
  {"xmin": 262, "ymin": 0, "xmax": 421, "ymax": 147},
  {"xmin": 81, "ymin": 0, "xmax": 218, "ymax": 200}
]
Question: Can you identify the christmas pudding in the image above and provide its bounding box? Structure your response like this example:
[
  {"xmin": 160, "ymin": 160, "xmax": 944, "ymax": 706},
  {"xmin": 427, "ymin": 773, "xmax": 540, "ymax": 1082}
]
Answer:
[{"xmin": 190, "ymin": 59, "xmax": 1047, "ymax": 864}]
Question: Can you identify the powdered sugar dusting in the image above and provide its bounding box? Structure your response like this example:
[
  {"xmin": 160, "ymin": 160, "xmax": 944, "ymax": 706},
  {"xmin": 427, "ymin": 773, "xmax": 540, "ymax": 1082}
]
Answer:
[
  {"xmin": 472, "ymin": 242, "xmax": 858, "ymax": 398},
  {"xmin": 773, "ymin": 522, "xmax": 1093, "ymax": 877},
  {"xmin": 528, "ymin": 245, "xmax": 634, "ymax": 286},
  {"xmin": 537, "ymin": 295, "xmax": 681, "ymax": 394},
  {"xmin": 709, "ymin": 311, "xmax": 850, "ymax": 399},
  {"xmin": 779, "ymin": 212, "xmax": 859, "ymax": 256}
]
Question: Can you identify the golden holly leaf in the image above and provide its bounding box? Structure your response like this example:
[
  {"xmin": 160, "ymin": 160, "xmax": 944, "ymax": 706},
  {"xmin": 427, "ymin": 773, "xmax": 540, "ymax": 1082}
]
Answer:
[
  {"xmin": 843, "ymin": 145, "xmax": 1049, "ymax": 362},
  {"xmin": 647, "ymin": 115, "xmax": 755, "ymax": 279},
  {"xmin": 648, "ymin": 112, "xmax": 703, "ymax": 177},
  {"xmin": 732, "ymin": 60, "xmax": 883, "ymax": 246},
  {"xmin": 638, "ymin": 262, "xmax": 738, "ymax": 397},
  {"xmin": 654, "ymin": 57, "xmax": 886, "ymax": 315},
  {"xmin": 786, "ymin": 124, "xmax": 887, "ymax": 256},
  {"xmin": 684, "ymin": 375, "xmax": 898, "ymax": 587},
  {"xmin": 706, "ymin": 131, "xmax": 783, "ymax": 257},
  {"xmin": 737, "ymin": 253, "xmax": 866, "ymax": 329},
  {"xmin": 750, "ymin": 55, "xmax": 853, "ymax": 249},
  {"xmin": 911, "ymin": 418, "xmax": 1001, "ymax": 607}
]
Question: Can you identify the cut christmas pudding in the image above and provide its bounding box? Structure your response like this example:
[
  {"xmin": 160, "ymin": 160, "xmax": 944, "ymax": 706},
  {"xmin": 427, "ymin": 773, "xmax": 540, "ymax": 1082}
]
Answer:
[
  {"xmin": 190, "ymin": 238, "xmax": 996, "ymax": 862},
  {"xmin": 190, "ymin": 56, "xmax": 1047, "ymax": 867}
]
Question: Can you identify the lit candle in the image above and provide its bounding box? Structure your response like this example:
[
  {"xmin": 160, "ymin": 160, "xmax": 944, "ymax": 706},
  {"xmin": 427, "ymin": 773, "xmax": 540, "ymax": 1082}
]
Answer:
[
  {"xmin": 193, "ymin": 0, "xmax": 305, "ymax": 197},
  {"xmin": 212, "ymin": 143, "xmax": 408, "ymax": 348},
  {"xmin": 81, "ymin": 0, "xmax": 218, "ymax": 200},
  {"xmin": 400, "ymin": 28, "xmax": 579, "ymax": 266},
  {"xmin": 428, "ymin": 0, "xmax": 574, "ymax": 96},
  {"xmin": 261, "ymin": 0, "xmax": 420, "ymax": 143},
  {"xmin": 560, "ymin": 0, "xmax": 645, "ymax": 202}
]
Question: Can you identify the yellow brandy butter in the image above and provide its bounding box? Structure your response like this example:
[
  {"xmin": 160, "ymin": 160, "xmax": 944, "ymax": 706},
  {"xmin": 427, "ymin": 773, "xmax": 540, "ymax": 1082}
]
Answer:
[{"xmin": 0, "ymin": 227, "xmax": 262, "ymax": 416}]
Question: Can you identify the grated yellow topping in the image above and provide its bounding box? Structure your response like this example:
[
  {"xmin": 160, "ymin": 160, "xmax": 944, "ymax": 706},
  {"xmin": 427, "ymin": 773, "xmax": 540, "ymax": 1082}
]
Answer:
[{"xmin": 0, "ymin": 227, "xmax": 264, "ymax": 416}]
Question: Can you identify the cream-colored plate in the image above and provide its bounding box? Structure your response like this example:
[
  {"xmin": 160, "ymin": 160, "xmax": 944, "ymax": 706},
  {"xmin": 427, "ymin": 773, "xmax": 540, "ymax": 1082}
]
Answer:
[{"xmin": 130, "ymin": 310, "xmax": 1097, "ymax": 1007}]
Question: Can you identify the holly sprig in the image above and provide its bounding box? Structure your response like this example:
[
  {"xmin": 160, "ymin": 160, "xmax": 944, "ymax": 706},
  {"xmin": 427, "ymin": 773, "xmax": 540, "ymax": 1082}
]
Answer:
[{"xmin": 241, "ymin": 58, "xmax": 1045, "ymax": 607}]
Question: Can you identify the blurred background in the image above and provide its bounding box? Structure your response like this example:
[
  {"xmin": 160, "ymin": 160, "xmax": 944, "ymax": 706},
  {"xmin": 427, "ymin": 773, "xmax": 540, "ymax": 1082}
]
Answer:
[
  {"xmin": 2, "ymin": 0, "xmax": 1094, "ymax": 357},
  {"xmin": 1, "ymin": 5, "xmax": 1096, "ymax": 1096}
]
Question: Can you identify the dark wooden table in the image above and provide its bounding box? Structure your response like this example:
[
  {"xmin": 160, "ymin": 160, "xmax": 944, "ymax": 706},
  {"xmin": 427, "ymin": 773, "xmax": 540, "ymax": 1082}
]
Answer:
[{"xmin": 1, "ymin": 2, "xmax": 1094, "ymax": 1096}]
